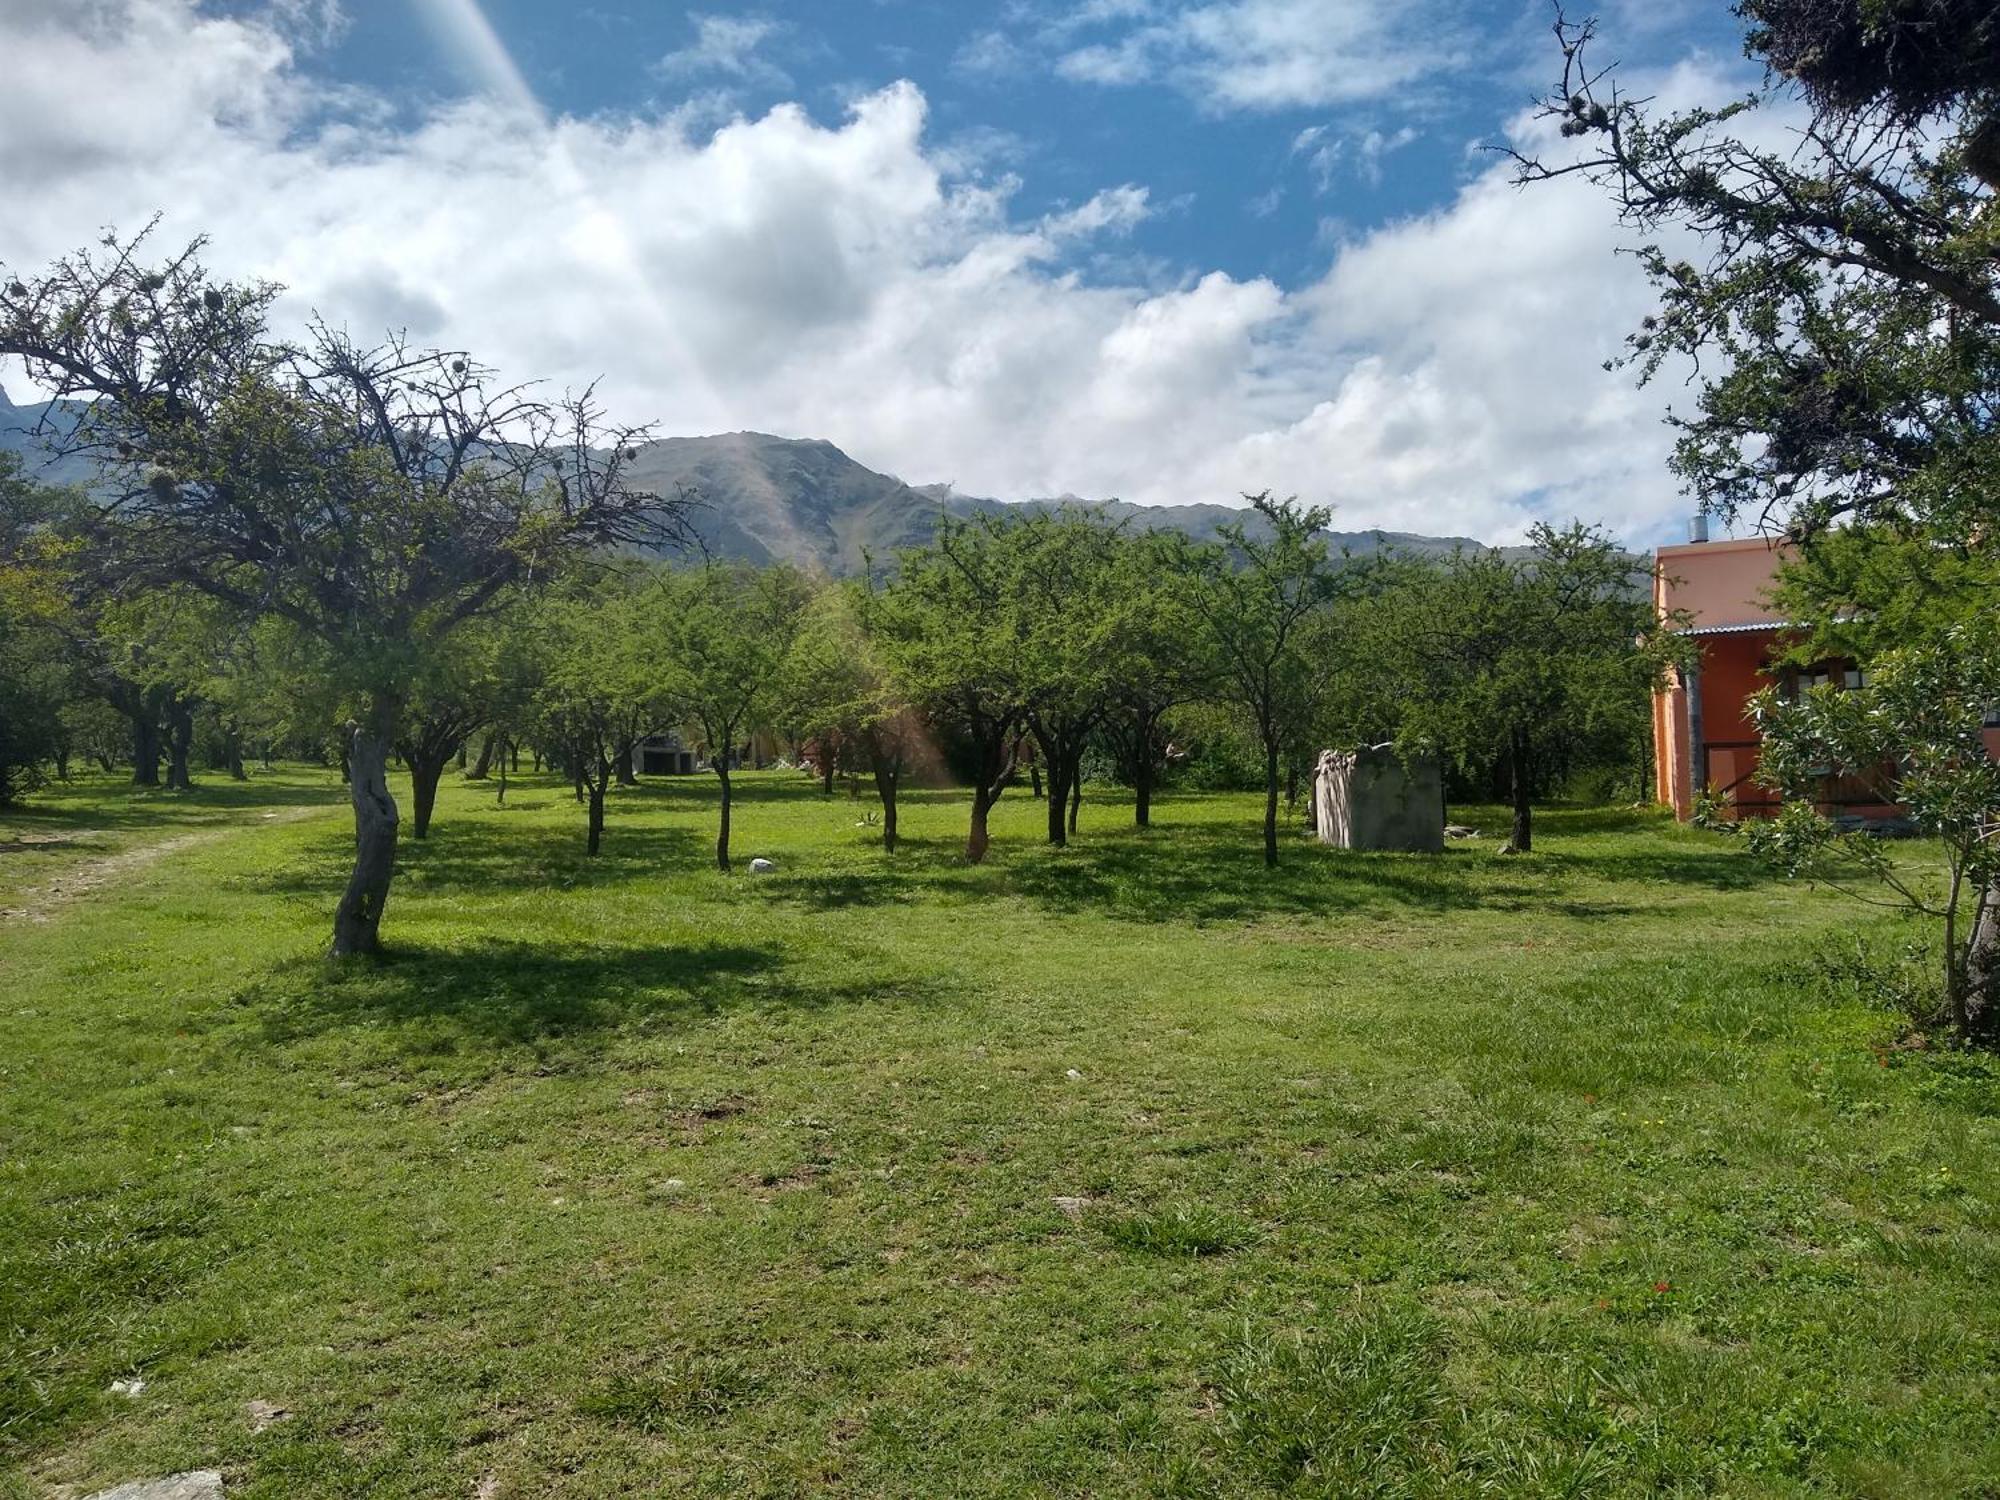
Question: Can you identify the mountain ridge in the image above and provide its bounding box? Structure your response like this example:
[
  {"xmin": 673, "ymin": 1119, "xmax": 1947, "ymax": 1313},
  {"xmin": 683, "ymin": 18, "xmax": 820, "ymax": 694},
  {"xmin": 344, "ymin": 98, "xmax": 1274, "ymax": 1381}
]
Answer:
[{"xmin": 2, "ymin": 390, "xmax": 1496, "ymax": 572}]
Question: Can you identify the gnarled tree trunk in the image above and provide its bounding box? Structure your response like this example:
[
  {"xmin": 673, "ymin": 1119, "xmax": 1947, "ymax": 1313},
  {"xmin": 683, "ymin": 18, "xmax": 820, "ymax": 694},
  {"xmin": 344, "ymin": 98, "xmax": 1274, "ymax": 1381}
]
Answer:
[
  {"xmin": 408, "ymin": 753, "xmax": 447, "ymax": 840},
  {"xmin": 332, "ymin": 698, "xmax": 401, "ymax": 958},
  {"xmin": 587, "ymin": 777, "xmax": 606, "ymax": 854},
  {"xmin": 468, "ymin": 731, "xmax": 496, "ymax": 780}
]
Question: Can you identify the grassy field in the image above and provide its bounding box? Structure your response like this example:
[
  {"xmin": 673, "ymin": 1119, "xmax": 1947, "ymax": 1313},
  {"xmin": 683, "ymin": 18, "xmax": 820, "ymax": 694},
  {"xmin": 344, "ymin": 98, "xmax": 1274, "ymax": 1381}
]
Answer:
[{"xmin": 2, "ymin": 767, "xmax": 1996, "ymax": 1498}]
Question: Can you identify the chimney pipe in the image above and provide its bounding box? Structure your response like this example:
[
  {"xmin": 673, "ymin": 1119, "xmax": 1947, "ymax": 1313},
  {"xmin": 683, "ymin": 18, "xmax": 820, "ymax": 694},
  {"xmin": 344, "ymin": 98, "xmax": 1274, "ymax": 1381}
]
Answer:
[{"xmin": 1688, "ymin": 514, "xmax": 1710, "ymax": 544}]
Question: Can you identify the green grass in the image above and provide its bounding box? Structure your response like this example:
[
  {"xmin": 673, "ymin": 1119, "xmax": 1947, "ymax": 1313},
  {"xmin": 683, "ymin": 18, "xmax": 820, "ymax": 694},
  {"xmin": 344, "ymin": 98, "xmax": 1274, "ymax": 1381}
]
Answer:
[{"xmin": 1, "ymin": 768, "xmax": 1996, "ymax": 1497}]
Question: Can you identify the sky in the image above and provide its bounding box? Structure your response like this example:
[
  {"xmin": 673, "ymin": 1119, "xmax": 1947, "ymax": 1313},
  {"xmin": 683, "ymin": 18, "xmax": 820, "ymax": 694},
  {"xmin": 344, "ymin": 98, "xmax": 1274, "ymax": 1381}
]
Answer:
[{"xmin": 0, "ymin": 0, "xmax": 1765, "ymax": 545}]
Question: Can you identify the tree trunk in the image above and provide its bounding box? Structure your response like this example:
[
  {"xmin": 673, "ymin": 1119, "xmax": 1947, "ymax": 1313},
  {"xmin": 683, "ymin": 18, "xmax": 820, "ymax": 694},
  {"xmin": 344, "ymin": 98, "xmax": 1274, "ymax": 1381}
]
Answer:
[
  {"xmin": 587, "ymin": 777, "xmax": 605, "ymax": 855},
  {"xmin": 1068, "ymin": 759, "xmax": 1082, "ymax": 837},
  {"xmin": 615, "ymin": 737, "xmax": 637, "ymax": 787},
  {"xmin": 132, "ymin": 714, "xmax": 162, "ymax": 787},
  {"xmin": 822, "ymin": 751, "xmax": 836, "ymax": 796},
  {"xmin": 715, "ymin": 766, "xmax": 733, "ymax": 871},
  {"xmin": 1045, "ymin": 759, "xmax": 1069, "ymax": 845},
  {"xmin": 1030, "ymin": 761, "xmax": 1043, "ymax": 799},
  {"xmin": 456, "ymin": 741, "xmax": 468, "ymax": 771},
  {"xmin": 164, "ymin": 700, "xmax": 195, "ymax": 791},
  {"xmin": 968, "ymin": 782, "xmax": 995, "ymax": 864},
  {"xmin": 876, "ymin": 765, "xmax": 900, "ymax": 853},
  {"xmin": 1968, "ymin": 877, "xmax": 1998, "ymax": 1036},
  {"xmin": 226, "ymin": 729, "xmax": 247, "ymax": 782},
  {"xmin": 1506, "ymin": 730, "xmax": 1533, "ymax": 854},
  {"xmin": 331, "ymin": 702, "xmax": 400, "ymax": 958},
  {"xmin": 468, "ymin": 731, "xmax": 496, "ymax": 780},
  {"xmin": 409, "ymin": 753, "xmax": 446, "ymax": 840},
  {"xmin": 1263, "ymin": 736, "xmax": 1281, "ymax": 869}
]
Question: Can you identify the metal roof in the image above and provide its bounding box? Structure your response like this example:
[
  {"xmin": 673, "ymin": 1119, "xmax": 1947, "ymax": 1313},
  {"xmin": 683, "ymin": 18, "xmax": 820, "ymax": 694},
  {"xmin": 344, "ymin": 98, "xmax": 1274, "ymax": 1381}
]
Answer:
[{"xmin": 1680, "ymin": 619, "xmax": 1794, "ymax": 637}]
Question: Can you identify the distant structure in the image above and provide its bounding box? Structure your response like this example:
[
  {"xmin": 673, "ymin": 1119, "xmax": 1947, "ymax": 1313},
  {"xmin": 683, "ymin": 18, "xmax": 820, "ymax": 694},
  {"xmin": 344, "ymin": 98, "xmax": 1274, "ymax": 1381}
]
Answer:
[
  {"xmin": 1311, "ymin": 746, "xmax": 1444, "ymax": 853},
  {"xmin": 1651, "ymin": 524, "xmax": 2000, "ymax": 823}
]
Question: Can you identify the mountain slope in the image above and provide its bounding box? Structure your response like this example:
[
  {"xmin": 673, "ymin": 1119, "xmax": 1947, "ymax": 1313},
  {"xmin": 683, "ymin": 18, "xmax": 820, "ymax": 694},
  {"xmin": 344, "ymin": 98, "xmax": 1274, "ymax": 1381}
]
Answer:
[{"xmin": 1, "ymin": 403, "xmax": 1496, "ymax": 570}]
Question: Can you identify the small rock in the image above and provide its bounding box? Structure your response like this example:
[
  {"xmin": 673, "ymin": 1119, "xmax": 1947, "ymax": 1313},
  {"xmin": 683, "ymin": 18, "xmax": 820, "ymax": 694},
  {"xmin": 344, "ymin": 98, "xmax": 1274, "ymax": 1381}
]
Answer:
[
  {"xmin": 1064, "ymin": 1068, "xmax": 1083, "ymax": 1081},
  {"xmin": 85, "ymin": 1474, "xmax": 224, "ymax": 1500},
  {"xmin": 748, "ymin": 857, "xmax": 776, "ymax": 874},
  {"xmin": 1052, "ymin": 1195, "xmax": 1092, "ymax": 1220},
  {"xmin": 1444, "ymin": 824, "xmax": 1479, "ymax": 839},
  {"xmin": 108, "ymin": 1377, "xmax": 145, "ymax": 1399},
  {"xmin": 245, "ymin": 1398, "xmax": 290, "ymax": 1432}
]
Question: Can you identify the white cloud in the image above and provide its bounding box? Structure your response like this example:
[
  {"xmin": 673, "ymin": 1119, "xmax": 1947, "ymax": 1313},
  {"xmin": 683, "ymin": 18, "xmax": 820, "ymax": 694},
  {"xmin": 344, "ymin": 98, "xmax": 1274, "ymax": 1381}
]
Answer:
[
  {"xmin": 656, "ymin": 13, "xmax": 789, "ymax": 89},
  {"xmin": 0, "ymin": 0, "xmax": 1725, "ymax": 547},
  {"xmin": 1057, "ymin": 0, "xmax": 1467, "ymax": 113}
]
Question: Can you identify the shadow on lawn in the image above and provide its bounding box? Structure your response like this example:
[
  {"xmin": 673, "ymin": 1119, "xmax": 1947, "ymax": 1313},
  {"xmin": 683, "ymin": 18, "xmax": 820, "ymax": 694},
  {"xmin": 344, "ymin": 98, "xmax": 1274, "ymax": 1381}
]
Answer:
[
  {"xmin": 1, "ymin": 773, "xmax": 344, "ymax": 833},
  {"xmin": 261, "ymin": 817, "xmax": 708, "ymax": 898},
  {"xmin": 764, "ymin": 801, "xmax": 1781, "ymax": 924},
  {"xmin": 252, "ymin": 937, "xmax": 793, "ymax": 1047}
]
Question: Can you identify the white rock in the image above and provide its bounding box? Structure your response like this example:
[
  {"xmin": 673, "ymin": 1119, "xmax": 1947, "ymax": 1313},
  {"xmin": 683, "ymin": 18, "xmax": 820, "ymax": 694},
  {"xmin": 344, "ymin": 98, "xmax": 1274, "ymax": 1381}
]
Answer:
[
  {"xmin": 1052, "ymin": 1195, "xmax": 1092, "ymax": 1220},
  {"xmin": 108, "ymin": 1377, "xmax": 145, "ymax": 1398},
  {"xmin": 1065, "ymin": 1068, "xmax": 1083, "ymax": 1081},
  {"xmin": 246, "ymin": 1398, "xmax": 290, "ymax": 1431},
  {"xmin": 85, "ymin": 1474, "xmax": 224, "ymax": 1500},
  {"xmin": 748, "ymin": 857, "xmax": 776, "ymax": 874}
]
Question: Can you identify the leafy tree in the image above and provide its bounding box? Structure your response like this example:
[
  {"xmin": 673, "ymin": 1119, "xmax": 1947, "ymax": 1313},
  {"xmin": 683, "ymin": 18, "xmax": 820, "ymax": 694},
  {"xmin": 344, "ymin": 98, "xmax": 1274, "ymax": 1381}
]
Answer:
[
  {"xmin": 0, "ymin": 230, "xmax": 685, "ymax": 954},
  {"xmin": 1015, "ymin": 511, "xmax": 1122, "ymax": 846},
  {"xmin": 527, "ymin": 574, "xmax": 657, "ymax": 855},
  {"xmin": 1748, "ymin": 623, "xmax": 2000, "ymax": 1037},
  {"xmin": 1350, "ymin": 526, "xmax": 1674, "ymax": 852},
  {"xmin": 864, "ymin": 517, "xmax": 1037, "ymax": 864},
  {"xmin": 656, "ymin": 563, "xmax": 812, "ymax": 871},
  {"xmin": 0, "ymin": 456, "xmax": 74, "ymax": 805},
  {"xmin": 1518, "ymin": 1, "xmax": 2000, "ymax": 991},
  {"xmin": 1182, "ymin": 494, "xmax": 1342, "ymax": 867},
  {"xmin": 780, "ymin": 583, "xmax": 927, "ymax": 849},
  {"xmin": 1100, "ymin": 538, "xmax": 1218, "ymax": 829}
]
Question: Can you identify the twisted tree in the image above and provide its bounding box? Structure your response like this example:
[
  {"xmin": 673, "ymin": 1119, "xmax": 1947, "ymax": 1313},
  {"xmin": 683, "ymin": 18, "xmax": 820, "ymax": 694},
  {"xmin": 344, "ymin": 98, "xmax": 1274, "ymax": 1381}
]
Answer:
[{"xmin": 0, "ymin": 227, "xmax": 690, "ymax": 953}]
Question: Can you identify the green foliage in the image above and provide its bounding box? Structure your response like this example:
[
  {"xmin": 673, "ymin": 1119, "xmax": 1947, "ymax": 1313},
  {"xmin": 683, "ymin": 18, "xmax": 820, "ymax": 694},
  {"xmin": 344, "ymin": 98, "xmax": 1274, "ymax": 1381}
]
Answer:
[
  {"xmin": 1346, "ymin": 524, "xmax": 1678, "ymax": 848},
  {"xmin": 1748, "ymin": 622, "xmax": 2000, "ymax": 1035}
]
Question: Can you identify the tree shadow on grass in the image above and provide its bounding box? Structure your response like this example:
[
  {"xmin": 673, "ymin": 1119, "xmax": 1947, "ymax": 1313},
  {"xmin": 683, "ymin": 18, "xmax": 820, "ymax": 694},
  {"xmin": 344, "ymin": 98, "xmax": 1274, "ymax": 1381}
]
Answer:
[
  {"xmin": 0, "ymin": 773, "xmax": 345, "ymax": 833},
  {"xmin": 250, "ymin": 938, "xmax": 791, "ymax": 1049},
  {"xmin": 257, "ymin": 818, "xmax": 708, "ymax": 898},
  {"xmin": 762, "ymin": 806, "xmax": 1786, "ymax": 925}
]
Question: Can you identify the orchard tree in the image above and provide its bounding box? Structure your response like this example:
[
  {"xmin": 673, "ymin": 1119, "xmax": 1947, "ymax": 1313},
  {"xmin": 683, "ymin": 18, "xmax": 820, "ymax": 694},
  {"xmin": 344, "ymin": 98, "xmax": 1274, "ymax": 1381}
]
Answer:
[
  {"xmin": 1183, "ymin": 494, "xmax": 1342, "ymax": 868},
  {"xmin": 0, "ymin": 229, "xmax": 688, "ymax": 954},
  {"xmin": 864, "ymin": 517, "xmax": 1036, "ymax": 864},
  {"xmin": 1015, "ymin": 511, "xmax": 1122, "ymax": 846},
  {"xmin": 1351, "ymin": 526, "xmax": 1674, "ymax": 853},
  {"xmin": 528, "ymin": 574, "xmax": 657, "ymax": 855},
  {"xmin": 1101, "ymin": 529, "xmax": 1214, "ymax": 829},
  {"xmin": 656, "ymin": 563, "xmax": 812, "ymax": 871}
]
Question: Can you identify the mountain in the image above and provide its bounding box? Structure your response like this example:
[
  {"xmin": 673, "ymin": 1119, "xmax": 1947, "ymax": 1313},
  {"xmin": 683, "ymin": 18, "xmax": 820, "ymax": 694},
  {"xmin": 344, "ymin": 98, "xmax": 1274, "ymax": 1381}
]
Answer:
[
  {"xmin": 0, "ymin": 386, "xmax": 94, "ymax": 490},
  {"xmin": 629, "ymin": 430, "xmax": 1489, "ymax": 573},
  {"xmin": 1, "ymin": 400, "xmax": 1494, "ymax": 569}
]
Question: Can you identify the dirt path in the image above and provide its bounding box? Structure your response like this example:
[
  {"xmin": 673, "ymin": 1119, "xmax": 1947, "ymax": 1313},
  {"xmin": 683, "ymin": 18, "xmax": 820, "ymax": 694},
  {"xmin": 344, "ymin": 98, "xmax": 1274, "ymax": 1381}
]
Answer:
[{"xmin": 0, "ymin": 805, "xmax": 330, "ymax": 924}]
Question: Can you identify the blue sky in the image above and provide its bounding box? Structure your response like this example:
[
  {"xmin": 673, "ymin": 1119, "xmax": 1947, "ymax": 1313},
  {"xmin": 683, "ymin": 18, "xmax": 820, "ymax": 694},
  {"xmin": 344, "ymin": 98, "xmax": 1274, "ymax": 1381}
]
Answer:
[{"xmin": 3, "ymin": 1, "xmax": 1765, "ymax": 544}]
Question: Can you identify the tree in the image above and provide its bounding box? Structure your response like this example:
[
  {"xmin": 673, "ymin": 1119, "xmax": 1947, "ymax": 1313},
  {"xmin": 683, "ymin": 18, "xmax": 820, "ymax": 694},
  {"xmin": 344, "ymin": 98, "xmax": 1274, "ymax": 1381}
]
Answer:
[
  {"xmin": 1747, "ymin": 622, "xmax": 2000, "ymax": 1038},
  {"xmin": 656, "ymin": 563, "xmax": 811, "ymax": 871},
  {"xmin": 1518, "ymin": 0, "xmax": 2000, "ymax": 990},
  {"xmin": 781, "ymin": 583, "xmax": 925, "ymax": 849},
  {"xmin": 528, "ymin": 575, "xmax": 658, "ymax": 855},
  {"xmin": 1099, "ymin": 530, "xmax": 1215, "ymax": 828},
  {"xmin": 865, "ymin": 517, "xmax": 1036, "ymax": 864},
  {"xmin": 1183, "ymin": 495, "xmax": 1342, "ymax": 867},
  {"xmin": 1350, "ymin": 526, "xmax": 1674, "ymax": 853},
  {"xmin": 1015, "ymin": 511, "xmax": 1122, "ymax": 847},
  {"xmin": 0, "ymin": 229, "xmax": 688, "ymax": 954},
  {"xmin": 0, "ymin": 456, "xmax": 73, "ymax": 806}
]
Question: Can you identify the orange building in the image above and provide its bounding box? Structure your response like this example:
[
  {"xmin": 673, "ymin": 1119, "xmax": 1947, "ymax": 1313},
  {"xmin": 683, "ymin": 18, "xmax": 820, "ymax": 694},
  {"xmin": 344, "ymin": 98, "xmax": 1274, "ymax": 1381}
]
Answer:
[{"xmin": 1651, "ymin": 529, "xmax": 1927, "ymax": 823}]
